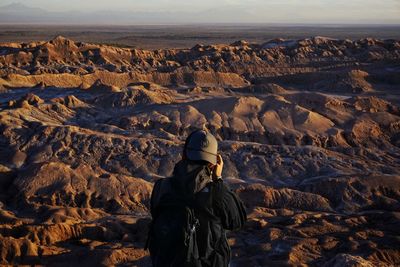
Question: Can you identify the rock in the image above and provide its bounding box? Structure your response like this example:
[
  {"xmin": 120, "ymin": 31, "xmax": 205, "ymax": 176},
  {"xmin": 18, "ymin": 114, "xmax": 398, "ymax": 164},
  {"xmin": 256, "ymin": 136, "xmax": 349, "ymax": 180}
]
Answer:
[
  {"xmin": 237, "ymin": 183, "xmax": 333, "ymax": 212},
  {"xmin": 13, "ymin": 162, "xmax": 152, "ymax": 214},
  {"xmin": 323, "ymin": 254, "xmax": 375, "ymax": 267}
]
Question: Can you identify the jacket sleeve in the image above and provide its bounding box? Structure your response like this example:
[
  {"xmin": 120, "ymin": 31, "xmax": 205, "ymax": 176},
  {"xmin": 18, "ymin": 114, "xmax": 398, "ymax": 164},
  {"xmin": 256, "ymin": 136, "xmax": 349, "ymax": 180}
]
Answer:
[
  {"xmin": 150, "ymin": 179, "xmax": 162, "ymax": 217},
  {"xmin": 150, "ymin": 178, "xmax": 172, "ymax": 217},
  {"xmin": 213, "ymin": 180, "xmax": 247, "ymax": 231}
]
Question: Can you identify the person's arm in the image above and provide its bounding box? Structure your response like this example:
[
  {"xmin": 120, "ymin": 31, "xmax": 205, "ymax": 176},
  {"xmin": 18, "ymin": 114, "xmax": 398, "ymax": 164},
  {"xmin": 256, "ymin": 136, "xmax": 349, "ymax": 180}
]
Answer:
[
  {"xmin": 150, "ymin": 178, "xmax": 171, "ymax": 217},
  {"xmin": 213, "ymin": 180, "xmax": 247, "ymax": 231},
  {"xmin": 150, "ymin": 179, "xmax": 161, "ymax": 217}
]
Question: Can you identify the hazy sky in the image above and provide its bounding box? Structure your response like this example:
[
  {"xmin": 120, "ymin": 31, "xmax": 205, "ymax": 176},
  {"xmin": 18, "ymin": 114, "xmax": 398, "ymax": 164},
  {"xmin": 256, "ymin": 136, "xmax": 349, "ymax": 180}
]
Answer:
[{"xmin": 1, "ymin": 0, "xmax": 400, "ymax": 24}]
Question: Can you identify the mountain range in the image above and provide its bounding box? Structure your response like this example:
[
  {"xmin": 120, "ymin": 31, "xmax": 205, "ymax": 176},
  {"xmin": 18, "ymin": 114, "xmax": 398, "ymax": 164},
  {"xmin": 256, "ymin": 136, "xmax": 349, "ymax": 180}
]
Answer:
[
  {"xmin": 0, "ymin": 2, "xmax": 256, "ymax": 24},
  {"xmin": 1, "ymin": 2, "xmax": 399, "ymax": 25}
]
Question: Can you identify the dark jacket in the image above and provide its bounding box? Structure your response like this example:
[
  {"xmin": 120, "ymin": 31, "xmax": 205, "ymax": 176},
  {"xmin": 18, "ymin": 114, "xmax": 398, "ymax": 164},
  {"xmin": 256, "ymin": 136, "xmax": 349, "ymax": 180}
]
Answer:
[{"xmin": 150, "ymin": 160, "xmax": 247, "ymax": 267}]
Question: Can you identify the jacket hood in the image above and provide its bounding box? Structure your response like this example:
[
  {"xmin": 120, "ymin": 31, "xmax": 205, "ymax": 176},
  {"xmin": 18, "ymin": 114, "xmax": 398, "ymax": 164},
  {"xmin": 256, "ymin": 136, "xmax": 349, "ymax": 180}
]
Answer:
[{"xmin": 172, "ymin": 159, "xmax": 213, "ymax": 198}]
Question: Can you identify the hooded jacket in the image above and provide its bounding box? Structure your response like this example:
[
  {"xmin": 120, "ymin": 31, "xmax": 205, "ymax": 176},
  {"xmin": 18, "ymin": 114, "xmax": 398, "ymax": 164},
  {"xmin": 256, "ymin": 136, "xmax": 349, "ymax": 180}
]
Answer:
[{"xmin": 150, "ymin": 160, "xmax": 247, "ymax": 267}]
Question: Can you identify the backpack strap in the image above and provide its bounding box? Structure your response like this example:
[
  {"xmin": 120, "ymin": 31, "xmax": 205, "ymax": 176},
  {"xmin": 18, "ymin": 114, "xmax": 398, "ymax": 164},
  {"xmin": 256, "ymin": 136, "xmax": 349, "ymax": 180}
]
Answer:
[
  {"xmin": 209, "ymin": 180, "xmax": 227, "ymax": 253},
  {"xmin": 185, "ymin": 207, "xmax": 200, "ymax": 262}
]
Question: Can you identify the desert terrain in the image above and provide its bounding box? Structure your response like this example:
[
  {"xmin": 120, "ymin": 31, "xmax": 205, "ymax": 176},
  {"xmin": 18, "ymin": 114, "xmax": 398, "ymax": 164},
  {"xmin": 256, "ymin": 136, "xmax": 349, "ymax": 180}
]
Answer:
[
  {"xmin": 1, "ymin": 24, "xmax": 400, "ymax": 49},
  {"xmin": 0, "ymin": 32, "xmax": 399, "ymax": 266}
]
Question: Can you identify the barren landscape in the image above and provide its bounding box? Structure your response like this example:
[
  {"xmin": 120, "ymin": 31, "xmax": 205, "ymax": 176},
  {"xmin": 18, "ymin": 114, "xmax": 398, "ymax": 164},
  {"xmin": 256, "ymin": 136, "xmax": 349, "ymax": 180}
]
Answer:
[
  {"xmin": 1, "ymin": 24, "xmax": 400, "ymax": 49},
  {"xmin": 0, "ymin": 32, "xmax": 400, "ymax": 266}
]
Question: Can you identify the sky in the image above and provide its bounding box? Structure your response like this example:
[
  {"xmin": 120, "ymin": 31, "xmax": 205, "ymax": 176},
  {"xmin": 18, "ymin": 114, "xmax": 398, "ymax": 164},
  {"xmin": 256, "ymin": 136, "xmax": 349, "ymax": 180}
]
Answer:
[{"xmin": 1, "ymin": 0, "xmax": 399, "ymax": 24}]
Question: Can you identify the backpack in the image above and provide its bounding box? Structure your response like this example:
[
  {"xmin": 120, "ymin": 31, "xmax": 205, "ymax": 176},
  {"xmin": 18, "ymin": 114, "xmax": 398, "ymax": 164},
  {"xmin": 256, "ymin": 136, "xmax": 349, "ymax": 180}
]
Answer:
[{"xmin": 146, "ymin": 178, "xmax": 202, "ymax": 267}]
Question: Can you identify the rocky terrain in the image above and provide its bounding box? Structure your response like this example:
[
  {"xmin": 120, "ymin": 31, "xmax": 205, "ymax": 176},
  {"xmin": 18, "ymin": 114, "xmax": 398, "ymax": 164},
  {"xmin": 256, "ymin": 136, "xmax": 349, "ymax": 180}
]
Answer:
[{"xmin": 0, "ymin": 36, "xmax": 399, "ymax": 266}]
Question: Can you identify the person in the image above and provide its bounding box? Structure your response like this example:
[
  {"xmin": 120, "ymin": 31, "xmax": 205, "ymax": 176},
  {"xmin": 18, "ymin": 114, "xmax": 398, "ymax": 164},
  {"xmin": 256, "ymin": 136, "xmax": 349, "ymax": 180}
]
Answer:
[{"xmin": 146, "ymin": 129, "xmax": 247, "ymax": 267}]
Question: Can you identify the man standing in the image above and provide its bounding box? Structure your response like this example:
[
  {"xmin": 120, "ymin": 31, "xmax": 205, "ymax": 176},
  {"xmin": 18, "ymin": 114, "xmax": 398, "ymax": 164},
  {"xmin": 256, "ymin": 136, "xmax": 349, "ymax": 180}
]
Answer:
[{"xmin": 147, "ymin": 130, "xmax": 247, "ymax": 267}]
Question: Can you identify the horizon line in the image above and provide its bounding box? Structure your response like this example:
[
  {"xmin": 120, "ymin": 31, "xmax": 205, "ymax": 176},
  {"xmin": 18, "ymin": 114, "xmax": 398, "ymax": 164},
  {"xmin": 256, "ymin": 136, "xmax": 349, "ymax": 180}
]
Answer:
[{"xmin": 1, "ymin": 22, "xmax": 400, "ymax": 27}]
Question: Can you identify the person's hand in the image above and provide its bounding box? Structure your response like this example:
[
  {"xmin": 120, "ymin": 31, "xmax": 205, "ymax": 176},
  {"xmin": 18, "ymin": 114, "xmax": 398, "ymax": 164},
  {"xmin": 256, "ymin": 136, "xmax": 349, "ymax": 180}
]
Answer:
[{"xmin": 213, "ymin": 154, "xmax": 223, "ymax": 180}]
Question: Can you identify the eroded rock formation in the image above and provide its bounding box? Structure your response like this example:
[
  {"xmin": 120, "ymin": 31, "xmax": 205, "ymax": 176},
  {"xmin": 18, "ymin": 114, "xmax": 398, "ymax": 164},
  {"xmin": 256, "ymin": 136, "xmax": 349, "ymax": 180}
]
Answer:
[{"xmin": 0, "ymin": 37, "xmax": 399, "ymax": 266}]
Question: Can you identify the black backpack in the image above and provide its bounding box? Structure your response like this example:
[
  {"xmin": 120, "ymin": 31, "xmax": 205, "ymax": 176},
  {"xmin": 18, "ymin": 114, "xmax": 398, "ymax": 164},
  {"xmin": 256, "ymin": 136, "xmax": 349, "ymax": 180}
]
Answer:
[{"xmin": 146, "ymin": 178, "xmax": 202, "ymax": 267}]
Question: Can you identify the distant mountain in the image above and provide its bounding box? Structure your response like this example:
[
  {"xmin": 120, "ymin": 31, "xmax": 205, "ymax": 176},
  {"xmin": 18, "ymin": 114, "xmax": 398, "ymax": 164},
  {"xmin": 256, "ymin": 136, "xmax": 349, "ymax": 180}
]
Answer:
[
  {"xmin": 2, "ymin": 2, "xmax": 398, "ymax": 25},
  {"xmin": 1, "ymin": 2, "xmax": 45, "ymax": 12},
  {"xmin": 0, "ymin": 3, "xmax": 64, "ymax": 23},
  {"xmin": 0, "ymin": 2, "xmax": 266, "ymax": 24},
  {"xmin": 0, "ymin": 2, "xmax": 179, "ymax": 24}
]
